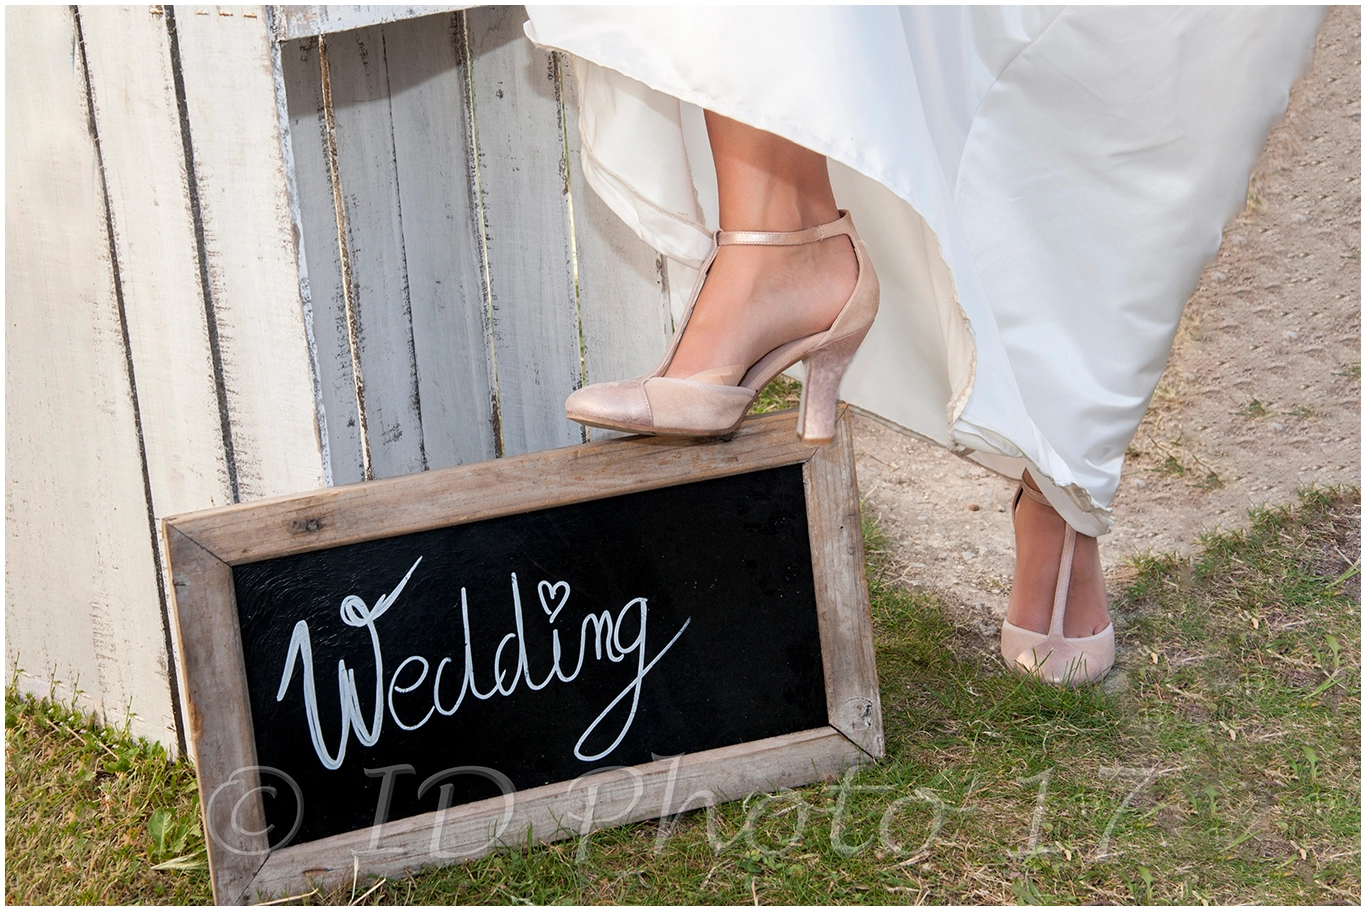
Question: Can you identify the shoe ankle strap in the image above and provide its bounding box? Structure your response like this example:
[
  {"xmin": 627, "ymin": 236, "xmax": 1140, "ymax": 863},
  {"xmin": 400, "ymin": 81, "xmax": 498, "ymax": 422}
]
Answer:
[
  {"xmin": 716, "ymin": 209, "xmax": 855, "ymax": 247},
  {"xmin": 1017, "ymin": 482, "xmax": 1052, "ymax": 509},
  {"xmin": 1012, "ymin": 480, "xmax": 1056, "ymax": 518}
]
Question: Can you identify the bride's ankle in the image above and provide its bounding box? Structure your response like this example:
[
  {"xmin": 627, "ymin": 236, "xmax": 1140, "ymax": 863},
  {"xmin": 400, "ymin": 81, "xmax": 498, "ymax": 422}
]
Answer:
[
  {"xmin": 716, "ymin": 194, "xmax": 839, "ymax": 234},
  {"xmin": 662, "ymin": 233, "xmax": 857, "ymax": 380},
  {"xmin": 1008, "ymin": 484, "xmax": 1112, "ymax": 637}
]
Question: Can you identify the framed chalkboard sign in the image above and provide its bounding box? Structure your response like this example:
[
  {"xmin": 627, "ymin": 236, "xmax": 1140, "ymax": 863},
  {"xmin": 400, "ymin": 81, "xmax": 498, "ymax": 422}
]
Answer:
[{"xmin": 164, "ymin": 408, "xmax": 883, "ymax": 904}]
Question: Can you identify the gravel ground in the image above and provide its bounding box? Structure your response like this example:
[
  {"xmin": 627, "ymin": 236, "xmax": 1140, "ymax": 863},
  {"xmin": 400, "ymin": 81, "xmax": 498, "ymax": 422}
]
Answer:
[{"xmin": 853, "ymin": 6, "xmax": 1361, "ymax": 645}]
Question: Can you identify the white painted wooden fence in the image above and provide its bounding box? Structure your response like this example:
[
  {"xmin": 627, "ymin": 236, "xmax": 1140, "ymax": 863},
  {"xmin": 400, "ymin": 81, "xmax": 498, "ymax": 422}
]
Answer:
[{"xmin": 5, "ymin": 4, "xmax": 678, "ymax": 754}]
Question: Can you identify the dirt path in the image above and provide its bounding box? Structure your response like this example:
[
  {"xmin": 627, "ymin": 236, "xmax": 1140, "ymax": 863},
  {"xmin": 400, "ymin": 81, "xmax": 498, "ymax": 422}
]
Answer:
[{"xmin": 853, "ymin": 6, "xmax": 1361, "ymax": 645}]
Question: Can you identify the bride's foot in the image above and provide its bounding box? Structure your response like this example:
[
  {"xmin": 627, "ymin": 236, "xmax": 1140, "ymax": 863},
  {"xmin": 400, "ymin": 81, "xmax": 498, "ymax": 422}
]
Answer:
[
  {"xmin": 1006, "ymin": 472, "xmax": 1111, "ymax": 639},
  {"xmin": 664, "ymin": 233, "xmax": 858, "ymax": 380},
  {"xmin": 566, "ymin": 112, "xmax": 879, "ymax": 443},
  {"xmin": 564, "ymin": 209, "xmax": 878, "ymax": 442}
]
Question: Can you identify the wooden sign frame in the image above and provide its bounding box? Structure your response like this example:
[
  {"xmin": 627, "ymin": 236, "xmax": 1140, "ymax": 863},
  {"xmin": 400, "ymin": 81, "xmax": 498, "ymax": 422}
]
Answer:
[{"xmin": 164, "ymin": 407, "xmax": 883, "ymax": 904}]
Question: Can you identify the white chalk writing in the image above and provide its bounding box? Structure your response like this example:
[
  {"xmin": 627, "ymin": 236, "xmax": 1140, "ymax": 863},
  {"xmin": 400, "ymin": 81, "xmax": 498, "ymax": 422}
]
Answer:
[{"xmin": 275, "ymin": 558, "xmax": 691, "ymax": 769}]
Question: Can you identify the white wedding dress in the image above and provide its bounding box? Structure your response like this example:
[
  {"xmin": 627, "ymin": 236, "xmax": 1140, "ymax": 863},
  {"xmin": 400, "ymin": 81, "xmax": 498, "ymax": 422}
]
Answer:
[{"xmin": 524, "ymin": 6, "xmax": 1324, "ymax": 535}]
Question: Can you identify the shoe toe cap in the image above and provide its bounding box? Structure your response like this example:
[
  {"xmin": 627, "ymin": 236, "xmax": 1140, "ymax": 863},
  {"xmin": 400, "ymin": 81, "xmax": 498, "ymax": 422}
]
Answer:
[
  {"xmin": 641, "ymin": 377, "xmax": 755, "ymax": 435},
  {"xmin": 1012, "ymin": 639, "xmax": 1114, "ymax": 687},
  {"xmin": 565, "ymin": 380, "xmax": 652, "ymax": 430}
]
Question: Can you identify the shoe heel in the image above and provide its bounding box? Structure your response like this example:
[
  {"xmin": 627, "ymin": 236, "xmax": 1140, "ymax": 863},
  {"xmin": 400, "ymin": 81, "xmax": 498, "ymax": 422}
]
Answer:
[{"xmin": 796, "ymin": 329, "xmax": 868, "ymax": 445}]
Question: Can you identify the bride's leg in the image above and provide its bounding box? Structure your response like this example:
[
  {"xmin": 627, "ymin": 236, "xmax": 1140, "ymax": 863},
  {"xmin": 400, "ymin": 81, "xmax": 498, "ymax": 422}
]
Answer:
[
  {"xmin": 1008, "ymin": 471, "xmax": 1112, "ymax": 638},
  {"xmin": 663, "ymin": 112, "xmax": 859, "ymax": 378}
]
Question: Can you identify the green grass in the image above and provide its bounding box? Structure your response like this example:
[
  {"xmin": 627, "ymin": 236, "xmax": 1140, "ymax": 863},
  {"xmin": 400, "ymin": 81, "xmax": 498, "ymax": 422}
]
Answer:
[
  {"xmin": 7, "ymin": 488, "xmax": 1359, "ymax": 904},
  {"xmin": 4, "ymin": 691, "xmax": 208, "ymax": 904},
  {"xmin": 751, "ymin": 375, "xmax": 803, "ymax": 414}
]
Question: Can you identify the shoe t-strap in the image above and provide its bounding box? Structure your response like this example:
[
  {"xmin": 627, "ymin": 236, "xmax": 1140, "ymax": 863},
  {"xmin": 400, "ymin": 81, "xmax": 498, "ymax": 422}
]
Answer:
[
  {"xmin": 716, "ymin": 209, "xmax": 856, "ymax": 247},
  {"xmin": 1051, "ymin": 525, "xmax": 1077, "ymax": 640},
  {"xmin": 1014, "ymin": 482, "xmax": 1077, "ymax": 640}
]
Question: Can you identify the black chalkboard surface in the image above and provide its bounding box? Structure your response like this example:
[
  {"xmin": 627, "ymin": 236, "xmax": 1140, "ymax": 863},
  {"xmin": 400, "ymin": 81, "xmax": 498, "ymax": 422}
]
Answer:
[
  {"xmin": 165, "ymin": 409, "xmax": 882, "ymax": 904},
  {"xmin": 234, "ymin": 465, "xmax": 826, "ymax": 846}
]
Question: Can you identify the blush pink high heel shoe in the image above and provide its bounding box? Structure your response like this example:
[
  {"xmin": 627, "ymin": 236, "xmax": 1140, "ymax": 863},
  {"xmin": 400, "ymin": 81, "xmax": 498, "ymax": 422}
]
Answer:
[
  {"xmin": 1001, "ymin": 483, "xmax": 1116, "ymax": 686},
  {"xmin": 564, "ymin": 210, "xmax": 879, "ymax": 445}
]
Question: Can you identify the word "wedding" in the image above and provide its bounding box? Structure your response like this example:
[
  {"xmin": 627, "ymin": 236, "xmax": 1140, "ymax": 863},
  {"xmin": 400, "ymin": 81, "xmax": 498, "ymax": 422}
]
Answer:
[{"xmin": 276, "ymin": 558, "xmax": 692, "ymax": 770}]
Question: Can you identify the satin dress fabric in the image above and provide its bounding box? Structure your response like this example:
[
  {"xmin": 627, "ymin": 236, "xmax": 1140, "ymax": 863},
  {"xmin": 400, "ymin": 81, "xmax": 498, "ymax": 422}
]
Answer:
[{"xmin": 523, "ymin": 6, "xmax": 1324, "ymax": 536}]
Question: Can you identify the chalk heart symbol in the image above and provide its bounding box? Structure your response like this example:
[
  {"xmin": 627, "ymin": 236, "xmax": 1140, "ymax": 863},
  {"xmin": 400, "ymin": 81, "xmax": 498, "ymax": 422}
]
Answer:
[{"xmin": 538, "ymin": 580, "xmax": 570, "ymax": 623}]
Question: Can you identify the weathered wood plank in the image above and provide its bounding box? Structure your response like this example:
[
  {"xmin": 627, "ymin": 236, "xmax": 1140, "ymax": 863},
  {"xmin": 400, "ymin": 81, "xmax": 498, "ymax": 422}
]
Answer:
[
  {"xmin": 465, "ymin": 5, "xmax": 584, "ymax": 456},
  {"xmin": 172, "ymin": 5, "xmax": 326, "ymax": 499},
  {"xmin": 318, "ymin": 24, "xmax": 429, "ymax": 479},
  {"xmin": 5, "ymin": 4, "xmax": 176, "ymax": 744},
  {"xmin": 383, "ymin": 12, "xmax": 499, "ymax": 469},
  {"xmin": 81, "ymin": 2, "xmax": 241, "ymax": 753},
  {"xmin": 244, "ymin": 726, "xmax": 863, "ymax": 901},
  {"xmin": 165, "ymin": 409, "xmax": 819, "ymax": 565},
  {"xmin": 280, "ymin": 35, "xmax": 367, "ymax": 486},
  {"xmin": 805, "ymin": 408, "xmax": 885, "ymax": 758},
  {"xmin": 270, "ymin": 5, "xmax": 468, "ymax": 42},
  {"xmin": 164, "ymin": 527, "xmax": 268, "ymax": 904},
  {"xmin": 79, "ymin": 5, "xmax": 234, "ymax": 516},
  {"xmin": 559, "ymin": 53, "xmax": 674, "ymax": 421}
]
